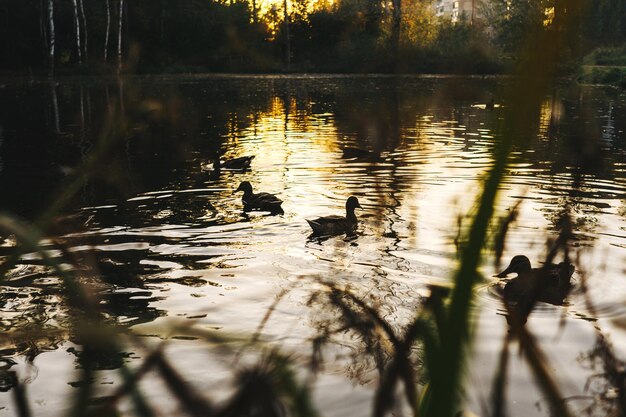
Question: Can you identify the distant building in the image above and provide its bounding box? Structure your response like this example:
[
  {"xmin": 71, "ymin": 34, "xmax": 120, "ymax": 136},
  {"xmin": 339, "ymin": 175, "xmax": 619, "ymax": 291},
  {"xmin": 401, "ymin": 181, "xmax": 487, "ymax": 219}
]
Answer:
[{"xmin": 434, "ymin": 0, "xmax": 484, "ymax": 24}]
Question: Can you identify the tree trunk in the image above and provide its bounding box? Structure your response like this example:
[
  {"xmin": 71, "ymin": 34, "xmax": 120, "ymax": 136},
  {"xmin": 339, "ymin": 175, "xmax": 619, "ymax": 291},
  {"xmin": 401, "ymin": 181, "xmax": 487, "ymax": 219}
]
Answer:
[
  {"xmin": 390, "ymin": 0, "xmax": 401, "ymax": 71},
  {"xmin": 117, "ymin": 0, "xmax": 123, "ymax": 74},
  {"xmin": 104, "ymin": 0, "xmax": 110, "ymax": 62},
  {"xmin": 47, "ymin": 0, "xmax": 55, "ymax": 76},
  {"xmin": 554, "ymin": 0, "xmax": 565, "ymax": 31},
  {"xmin": 251, "ymin": 0, "xmax": 257, "ymax": 24},
  {"xmin": 471, "ymin": 0, "xmax": 475, "ymax": 24},
  {"xmin": 50, "ymin": 79, "xmax": 60, "ymax": 133},
  {"xmin": 283, "ymin": 0, "xmax": 290, "ymax": 71},
  {"xmin": 78, "ymin": 0, "xmax": 88, "ymax": 63},
  {"xmin": 71, "ymin": 0, "xmax": 82, "ymax": 65}
]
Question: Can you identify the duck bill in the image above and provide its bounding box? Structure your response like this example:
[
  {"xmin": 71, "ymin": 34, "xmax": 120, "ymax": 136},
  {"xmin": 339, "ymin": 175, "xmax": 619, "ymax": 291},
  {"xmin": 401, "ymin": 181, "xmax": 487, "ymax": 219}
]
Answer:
[{"xmin": 494, "ymin": 266, "xmax": 513, "ymax": 278}]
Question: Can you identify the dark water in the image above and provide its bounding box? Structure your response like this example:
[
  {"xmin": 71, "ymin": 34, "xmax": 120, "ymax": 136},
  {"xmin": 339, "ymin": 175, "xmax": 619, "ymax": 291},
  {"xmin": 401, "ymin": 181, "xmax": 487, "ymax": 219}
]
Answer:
[{"xmin": 0, "ymin": 75, "xmax": 625, "ymax": 416}]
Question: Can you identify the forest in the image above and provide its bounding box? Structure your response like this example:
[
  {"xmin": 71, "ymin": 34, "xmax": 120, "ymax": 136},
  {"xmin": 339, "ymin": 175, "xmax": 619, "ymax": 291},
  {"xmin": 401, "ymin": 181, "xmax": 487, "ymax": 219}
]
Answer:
[{"xmin": 1, "ymin": 0, "xmax": 625, "ymax": 75}]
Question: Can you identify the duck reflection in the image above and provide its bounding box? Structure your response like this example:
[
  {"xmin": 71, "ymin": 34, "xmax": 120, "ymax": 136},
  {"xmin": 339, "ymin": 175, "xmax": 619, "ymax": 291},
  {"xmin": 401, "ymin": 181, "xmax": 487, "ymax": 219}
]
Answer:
[
  {"xmin": 0, "ymin": 358, "xmax": 17, "ymax": 392},
  {"xmin": 67, "ymin": 344, "xmax": 134, "ymax": 373},
  {"xmin": 98, "ymin": 290, "xmax": 165, "ymax": 328},
  {"xmin": 341, "ymin": 147, "xmax": 381, "ymax": 161}
]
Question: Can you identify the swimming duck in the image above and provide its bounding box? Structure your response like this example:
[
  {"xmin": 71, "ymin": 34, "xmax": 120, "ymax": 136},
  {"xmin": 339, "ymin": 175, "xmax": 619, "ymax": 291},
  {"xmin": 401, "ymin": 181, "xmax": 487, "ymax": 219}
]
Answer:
[
  {"xmin": 234, "ymin": 181, "xmax": 283, "ymax": 214},
  {"xmin": 220, "ymin": 155, "xmax": 254, "ymax": 170},
  {"xmin": 204, "ymin": 155, "xmax": 255, "ymax": 172},
  {"xmin": 495, "ymin": 255, "xmax": 574, "ymax": 305},
  {"xmin": 306, "ymin": 196, "xmax": 362, "ymax": 236}
]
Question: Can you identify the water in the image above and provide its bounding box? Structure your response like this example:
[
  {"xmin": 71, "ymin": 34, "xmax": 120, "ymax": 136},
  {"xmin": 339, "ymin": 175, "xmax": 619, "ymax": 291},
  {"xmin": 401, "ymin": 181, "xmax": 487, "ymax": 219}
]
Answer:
[{"xmin": 0, "ymin": 75, "xmax": 625, "ymax": 416}]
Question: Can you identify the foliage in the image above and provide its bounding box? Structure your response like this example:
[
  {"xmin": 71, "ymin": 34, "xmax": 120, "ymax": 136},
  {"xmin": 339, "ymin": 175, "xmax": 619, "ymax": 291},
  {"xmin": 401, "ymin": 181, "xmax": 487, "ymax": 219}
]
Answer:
[
  {"xmin": 583, "ymin": 44, "xmax": 626, "ymax": 66},
  {"xmin": 425, "ymin": 17, "xmax": 502, "ymax": 73},
  {"xmin": 580, "ymin": 65, "xmax": 626, "ymax": 88},
  {"xmin": 484, "ymin": 0, "xmax": 549, "ymax": 55},
  {"xmin": 0, "ymin": 0, "xmax": 624, "ymax": 75},
  {"xmin": 584, "ymin": 0, "xmax": 626, "ymax": 45}
]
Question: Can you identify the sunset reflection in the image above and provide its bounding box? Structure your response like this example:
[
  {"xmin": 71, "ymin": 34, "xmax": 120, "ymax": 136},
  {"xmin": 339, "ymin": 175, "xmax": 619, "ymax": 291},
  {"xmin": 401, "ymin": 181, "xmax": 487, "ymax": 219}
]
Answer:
[{"xmin": 0, "ymin": 76, "xmax": 625, "ymax": 417}]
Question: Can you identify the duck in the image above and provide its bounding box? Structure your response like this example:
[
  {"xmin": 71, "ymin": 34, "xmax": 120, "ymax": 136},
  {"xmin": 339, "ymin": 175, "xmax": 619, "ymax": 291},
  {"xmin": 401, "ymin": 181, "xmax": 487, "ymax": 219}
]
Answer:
[
  {"xmin": 495, "ymin": 255, "xmax": 574, "ymax": 305},
  {"xmin": 220, "ymin": 155, "xmax": 254, "ymax": 170},
  {"xmin": 306, "ymin": 196, "xmax": 362, "ymax": 236},
  {"xmin": 234, "ymin": 181, "xmax": 283, "ymax": 214},
  {"xmin": 204, "ymin": 155, "xmax": 254, "ymax": 172}
]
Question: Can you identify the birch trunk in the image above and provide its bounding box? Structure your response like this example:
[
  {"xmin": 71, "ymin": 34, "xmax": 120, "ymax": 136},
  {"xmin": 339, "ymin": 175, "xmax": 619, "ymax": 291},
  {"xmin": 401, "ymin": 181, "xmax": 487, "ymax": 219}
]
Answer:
[
  {"xmin": 71, "ymin": 0, "xmax": 82, "ymax": 65},
  {"xmin": 47, "ymin": 0, "xmax": 55, "ymax": 76},
  {"xmin": 78, "ymin": 0, "xmax": 88, "ymax": 63},
  {"xmin": 117, "ymin": 0, "xmax": 123, "ymax": 74},
  {"xmin": 104, "ymin": 0, "xmax": 110, "ymax": 62}
]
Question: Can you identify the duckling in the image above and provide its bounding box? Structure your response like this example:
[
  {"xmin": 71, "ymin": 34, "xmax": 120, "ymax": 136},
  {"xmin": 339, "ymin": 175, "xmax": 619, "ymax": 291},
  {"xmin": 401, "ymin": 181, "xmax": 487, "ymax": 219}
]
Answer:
[
  {"xmin": 234, "ymin": 181, "xmax": 283, "ymax": 214},
  {"xmin": 306, "ymin": 196, "xmax": 362, "ymax": 236},
  {"xmin": 495, "ymin": 255, "xmax": 574, "ymax": 305}
]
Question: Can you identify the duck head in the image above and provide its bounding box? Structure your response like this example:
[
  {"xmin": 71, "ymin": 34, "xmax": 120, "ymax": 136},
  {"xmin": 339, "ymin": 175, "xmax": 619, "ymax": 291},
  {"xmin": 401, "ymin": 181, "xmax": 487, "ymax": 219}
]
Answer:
[
  {"xmin": 345, "ymin": 196, "xmax": 362, "ymax": 220},
  {"xmin": 495, "ymin": 255, "xmax": 531, "ymax": 278},
  {"xmin": 235, "ymin": 181, "xmax": 253, "ymax": 195},
  {"xmin": 346, "ymin": 196, "xmax": 362, "ymax": 211}
]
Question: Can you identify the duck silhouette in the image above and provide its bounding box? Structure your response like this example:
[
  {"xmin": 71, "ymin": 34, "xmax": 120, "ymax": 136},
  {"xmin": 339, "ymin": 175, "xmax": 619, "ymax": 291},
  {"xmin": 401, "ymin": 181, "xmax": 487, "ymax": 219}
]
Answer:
[
  {"xmin": 234, "ymin": 181, "xmax": 283, "ymax": 214},
  {"xmin": 220, "ymin": 155, "xmax": 254, "ymax": 170},
  {"xmin": 495, "ymin": 255, "xmax": 574, "ymax": 305},
  {"xmin": 306, "ymin": 196, "xmax": 362, "ymax": 236},
  {"xmin": 206, "ymin": 155, "xmax": 254, "ymax": 172}
]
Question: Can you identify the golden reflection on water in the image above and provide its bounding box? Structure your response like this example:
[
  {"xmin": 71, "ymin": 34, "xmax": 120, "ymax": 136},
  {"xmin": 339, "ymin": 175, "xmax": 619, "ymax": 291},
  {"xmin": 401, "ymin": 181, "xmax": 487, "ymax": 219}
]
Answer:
[{"xmin": 1, "ymin": 77, "xmax": 626, "ymax": 417}]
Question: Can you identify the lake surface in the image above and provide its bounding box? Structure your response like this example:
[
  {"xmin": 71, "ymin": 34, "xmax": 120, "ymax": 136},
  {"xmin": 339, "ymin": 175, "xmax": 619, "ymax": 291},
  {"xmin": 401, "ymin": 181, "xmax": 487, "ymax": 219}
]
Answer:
[{"xmin": 0, "ymin": 75, "xmax": 625, "ymax": 416}]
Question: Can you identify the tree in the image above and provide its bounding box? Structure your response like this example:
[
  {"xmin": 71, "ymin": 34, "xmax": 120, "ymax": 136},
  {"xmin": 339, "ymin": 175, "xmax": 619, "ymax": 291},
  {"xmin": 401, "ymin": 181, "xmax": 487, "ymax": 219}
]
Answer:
[
  {"xmin": 71, "ymin": 0, "xmax": 82, "ymax": 65},
  {"xmin": 47, "ymin": 0, "xmax": 56, "ymax": 76},
  {"xmin": 486, "ymin": 0, "xmax": 548, "ymax": 54},
  {"xmin": 283, "ymin": 0, "xmax": 291, "ymax": 70},
  {"xmin": 104, "ymin": 0, "xmax": 111, "ymax": 62},
  {"xmin": 390, "ymin": 0, "xmax": 402, "ymax": 70},
  {"xmin": 584, "ymin": 0, "xmax": 625, "ymax": 44},
  {"xmin": 78, "ymin": 0, "xmax": 88, "ymax": 63},
  {"xmin": 117, "ymin": 0, "xmax": 124, "ymax": 73}
]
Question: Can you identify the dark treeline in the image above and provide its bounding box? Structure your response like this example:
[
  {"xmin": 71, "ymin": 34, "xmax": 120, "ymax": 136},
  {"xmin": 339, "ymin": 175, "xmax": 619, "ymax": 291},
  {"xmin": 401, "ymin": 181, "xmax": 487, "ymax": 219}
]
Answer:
[{"xmin": 0, "ymin": 0, "xmax": 625, "ymax": 75}]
